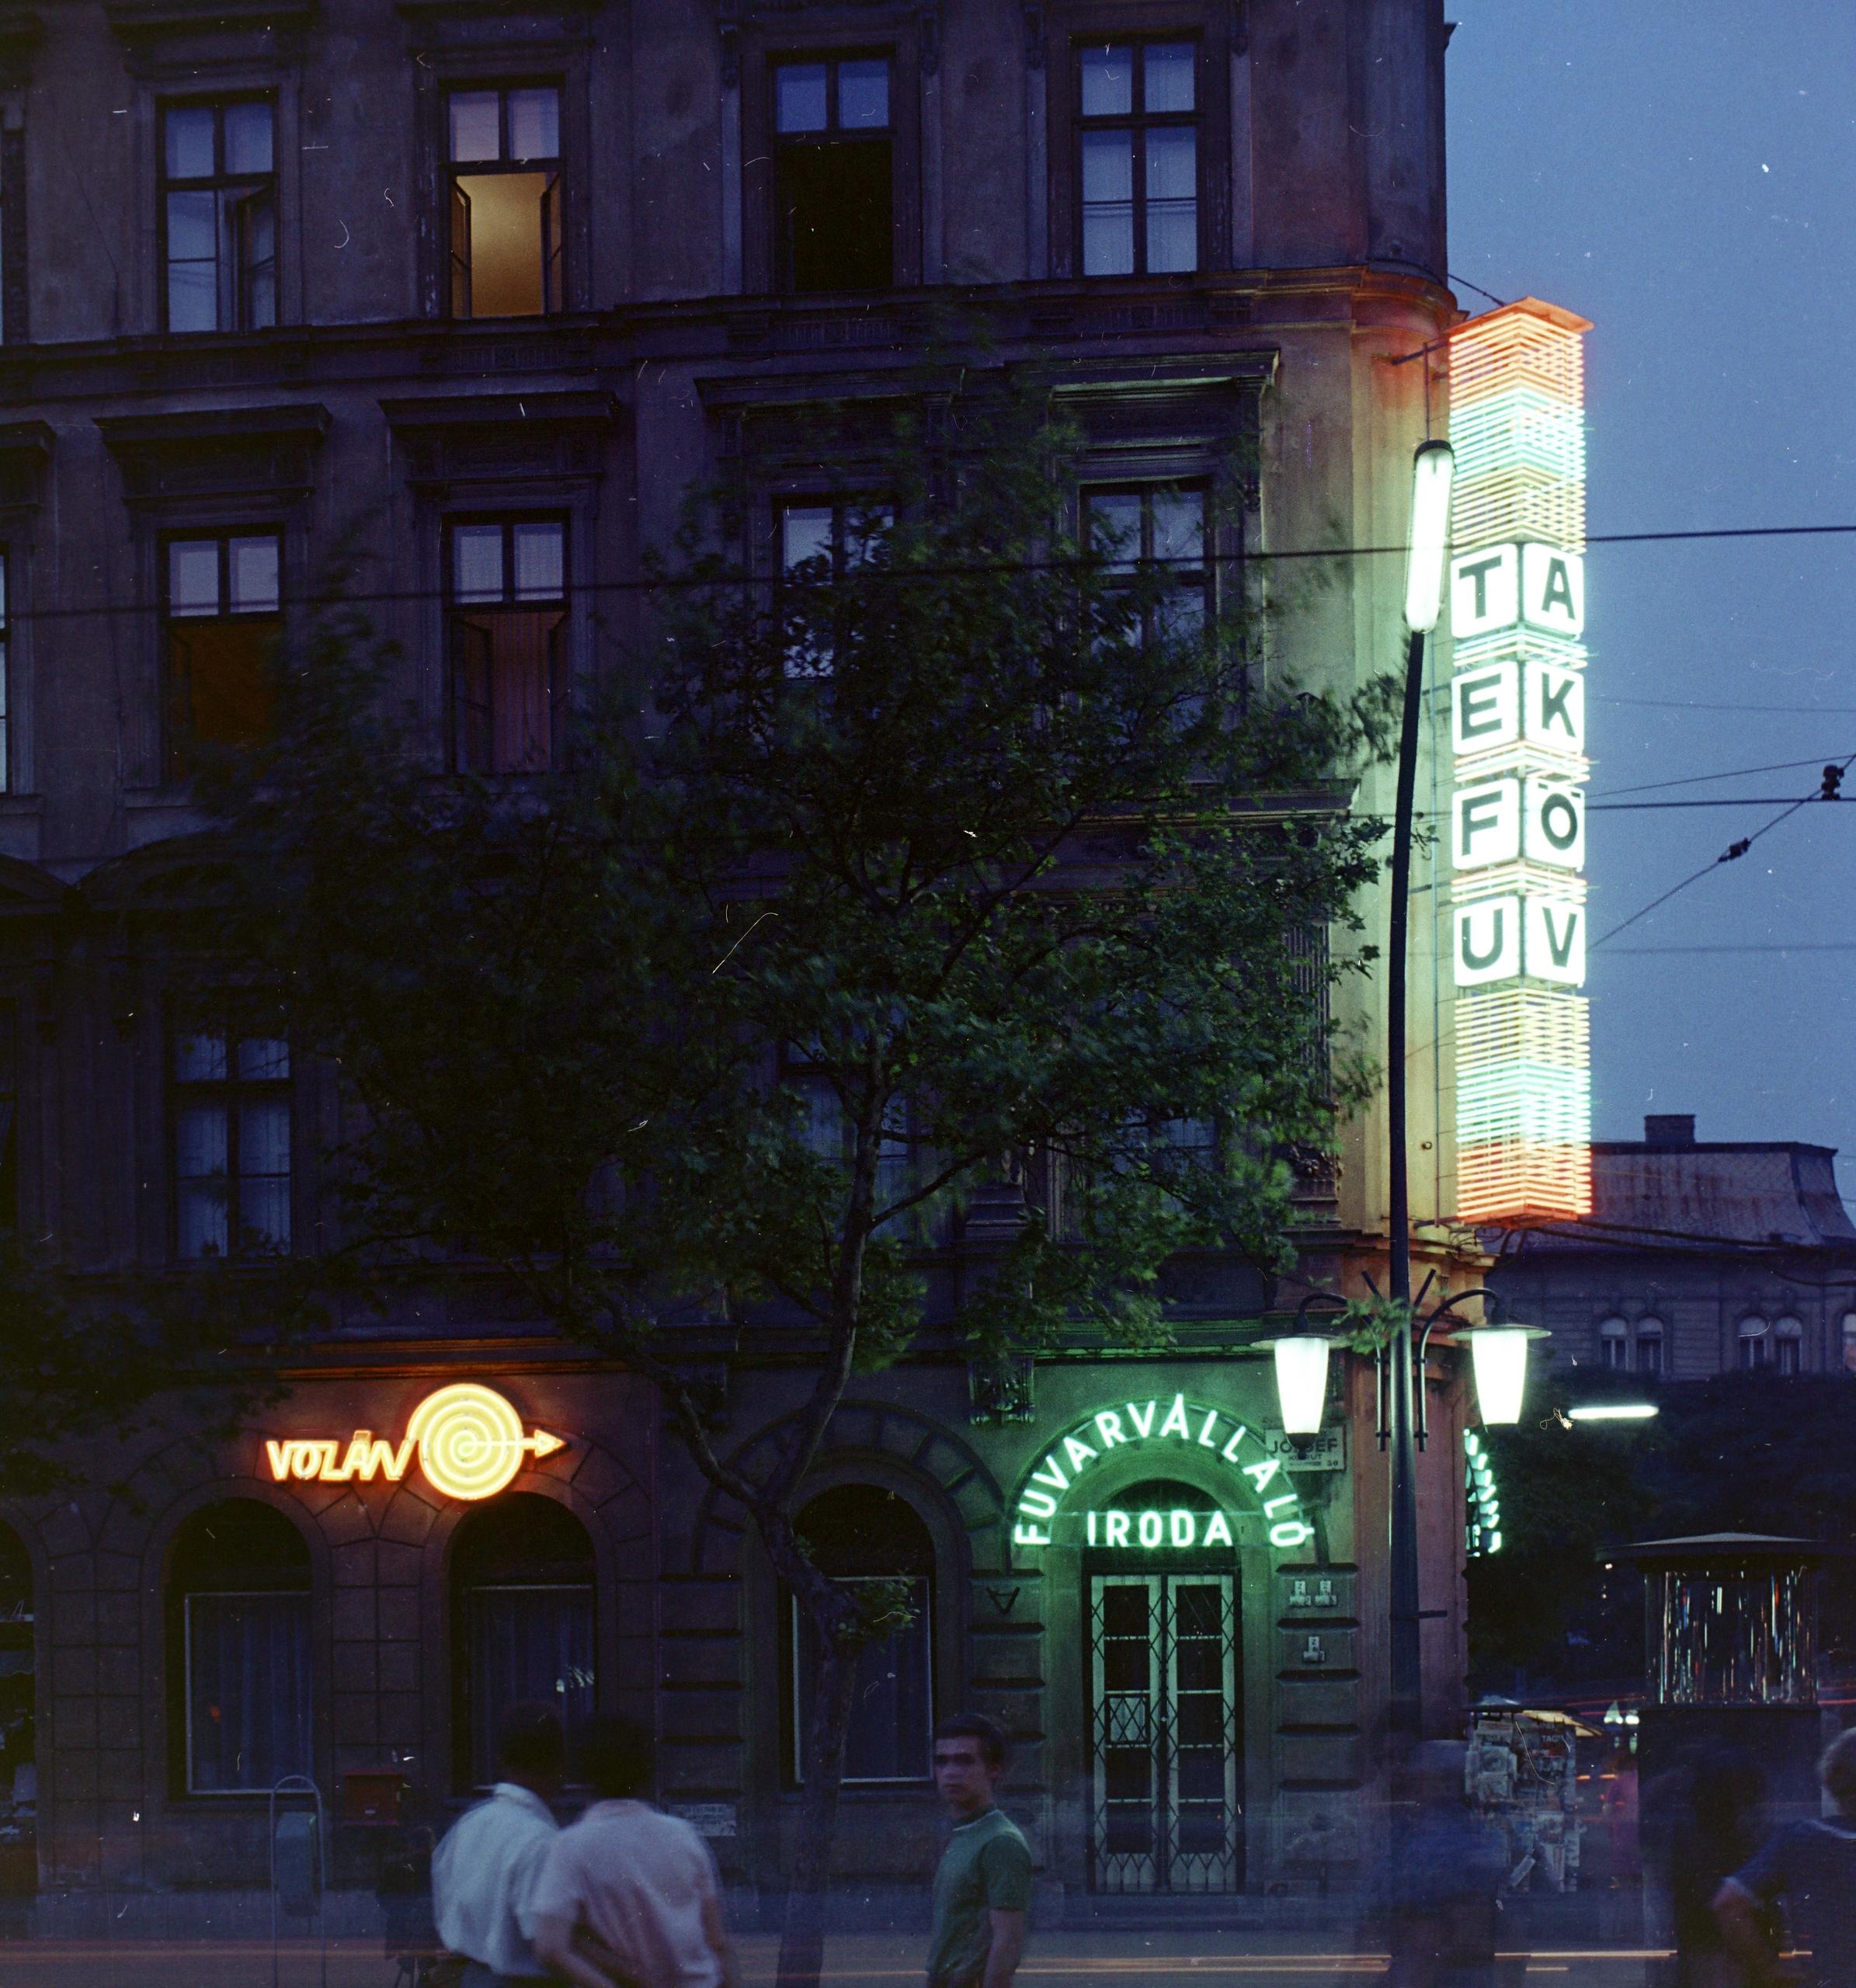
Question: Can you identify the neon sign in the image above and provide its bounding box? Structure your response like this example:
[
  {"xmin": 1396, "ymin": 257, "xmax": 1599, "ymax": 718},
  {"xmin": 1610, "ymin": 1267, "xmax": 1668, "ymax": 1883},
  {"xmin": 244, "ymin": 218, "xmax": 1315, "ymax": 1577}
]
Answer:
[
  {"xmin": 264, "ymin": 1382, "xmax": 565, "ymax": 1501},
  {"xmin": 1010, "ymin": 1394, "xmax": 1312, "ymax": 1553},
  {"xmin": 1448, "ymin": 298, "xmax": 1594, "ymax": 1222}
]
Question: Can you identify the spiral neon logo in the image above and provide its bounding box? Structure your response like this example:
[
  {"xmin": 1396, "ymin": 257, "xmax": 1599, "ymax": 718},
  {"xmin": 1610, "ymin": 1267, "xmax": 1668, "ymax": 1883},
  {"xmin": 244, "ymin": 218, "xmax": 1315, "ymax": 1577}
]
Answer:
[{"xmin": 263, "ymin": 1382, "xmax": 565, "ymax": 1500}]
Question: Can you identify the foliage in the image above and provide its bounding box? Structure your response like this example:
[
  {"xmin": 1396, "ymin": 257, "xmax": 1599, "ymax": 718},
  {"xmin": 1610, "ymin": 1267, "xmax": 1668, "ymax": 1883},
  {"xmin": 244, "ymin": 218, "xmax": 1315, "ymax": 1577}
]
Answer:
[{"xmin": 198, "ymin": 375, "xmax": 1394, "ymax": 1983}]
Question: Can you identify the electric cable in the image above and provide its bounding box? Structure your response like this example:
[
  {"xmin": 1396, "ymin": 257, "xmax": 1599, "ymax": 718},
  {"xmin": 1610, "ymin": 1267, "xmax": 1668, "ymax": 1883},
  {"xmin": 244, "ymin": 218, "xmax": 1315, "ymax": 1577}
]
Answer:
[{"xmin": 1591, "ymin": 754, "xmax": 1854, "ymax": 799}]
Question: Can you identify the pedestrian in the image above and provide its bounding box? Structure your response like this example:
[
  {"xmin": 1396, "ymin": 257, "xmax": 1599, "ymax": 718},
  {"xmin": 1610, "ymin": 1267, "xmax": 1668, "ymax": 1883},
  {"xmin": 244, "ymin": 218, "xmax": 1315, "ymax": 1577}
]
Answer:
[
  {"xmin": 925, "ymin": 1712, "xmax": 1033, "ymax": 1988},
  {"xmin": 1366, "ymin": 1740, "xmax": 1507, "ymax": 1988},
  {"xmin": 528, "ymin": 1713, "xmax": 739, "ymax": 1988},
  {"xmin": 1714, "ymin": 1728, "xmax": 1856, "ymax": 1988},
  {"xmin": 1644, "ymin": 1744, "xmax": 1765, "ymax": 1988},
  {"xmin": 431, "ymin": 1703, "xmax": 565, "ymax": 1988}
]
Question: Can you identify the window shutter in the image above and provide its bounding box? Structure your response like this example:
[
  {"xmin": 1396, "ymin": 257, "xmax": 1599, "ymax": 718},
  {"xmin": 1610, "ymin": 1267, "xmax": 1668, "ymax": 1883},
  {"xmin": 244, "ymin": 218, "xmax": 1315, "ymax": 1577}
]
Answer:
[
  {"xmin": 541, "ymin": 172, "xmax": 564, "ymax": 313},
  {"xmin": 449, "ymin": 179, "xmax": 472, "ymax": 318},
  {"xmin": 455, "ymin": 615, "xmax": 494, "ymax": 772}
]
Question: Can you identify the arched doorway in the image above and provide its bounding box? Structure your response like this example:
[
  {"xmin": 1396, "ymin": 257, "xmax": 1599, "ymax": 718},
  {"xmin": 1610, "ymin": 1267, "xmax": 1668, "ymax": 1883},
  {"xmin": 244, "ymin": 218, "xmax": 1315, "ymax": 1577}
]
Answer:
[
  {"xmin": 0, "ymin": 1521, "xmax": 32, "ymax": 1904},
  {"xmin": 1085, "ymin": 1481, "xmax": 1243, "ymax": 1895},
  {"xmin": 450, "ymin": 1494, "xmax": 596, "ymax": 1792},
  {"xmin": 169, "ymin": 1500, "xmax": 313, "ymax": 1794}
]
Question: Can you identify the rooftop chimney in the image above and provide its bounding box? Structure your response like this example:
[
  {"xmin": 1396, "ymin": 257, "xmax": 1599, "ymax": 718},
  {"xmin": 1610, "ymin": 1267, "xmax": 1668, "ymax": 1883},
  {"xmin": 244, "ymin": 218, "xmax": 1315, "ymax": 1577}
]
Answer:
[{"xmin": 1645, "ymin": 1114, "xmax": 1696, "ymax": 1149}]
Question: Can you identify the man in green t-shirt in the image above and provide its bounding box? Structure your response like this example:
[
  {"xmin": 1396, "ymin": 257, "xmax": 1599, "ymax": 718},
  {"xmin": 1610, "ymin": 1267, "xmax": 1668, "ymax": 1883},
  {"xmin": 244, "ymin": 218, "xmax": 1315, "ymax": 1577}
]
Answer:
[{"xmin": 926, "ymin": 1713, "xmax": 1034, "ymax": 1988}]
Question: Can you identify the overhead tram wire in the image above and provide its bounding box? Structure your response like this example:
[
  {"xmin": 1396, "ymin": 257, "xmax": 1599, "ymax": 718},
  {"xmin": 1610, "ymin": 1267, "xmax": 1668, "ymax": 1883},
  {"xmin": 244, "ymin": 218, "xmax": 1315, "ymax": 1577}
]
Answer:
[
  {"xmin": 1592, "ymin": 753, "xmax": 1856, "ymax": 799},
  {"xmin": 23, "ymin": 515, "xmax": 1856, "ymax": 629}
]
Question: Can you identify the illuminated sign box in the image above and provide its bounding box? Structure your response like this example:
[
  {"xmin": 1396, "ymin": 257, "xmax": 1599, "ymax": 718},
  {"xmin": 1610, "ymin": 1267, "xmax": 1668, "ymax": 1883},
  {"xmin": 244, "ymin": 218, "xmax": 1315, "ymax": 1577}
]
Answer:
[{"xmin": 264, "ymin": 1382, "xmax": 565, "ymax": 1501}]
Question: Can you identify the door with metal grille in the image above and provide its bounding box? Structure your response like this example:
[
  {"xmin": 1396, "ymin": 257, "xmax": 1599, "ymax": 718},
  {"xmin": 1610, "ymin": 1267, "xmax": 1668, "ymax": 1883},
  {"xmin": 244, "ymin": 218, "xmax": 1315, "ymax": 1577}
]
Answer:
[{"xmin": 1088, "ymin": 1573, "xmax": 1243, "ymax": 1892}]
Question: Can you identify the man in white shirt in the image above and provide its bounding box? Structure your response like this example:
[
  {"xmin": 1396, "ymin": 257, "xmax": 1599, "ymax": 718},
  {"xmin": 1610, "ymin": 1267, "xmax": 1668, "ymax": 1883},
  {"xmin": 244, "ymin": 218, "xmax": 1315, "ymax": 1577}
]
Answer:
[
  {"xmin": 432, "ymin": 1703, "xmax": 565, "ymax": 1988},
  {"xmin": 530, "ymin": 1715, "xmax": 739, "ymax": 1988}
]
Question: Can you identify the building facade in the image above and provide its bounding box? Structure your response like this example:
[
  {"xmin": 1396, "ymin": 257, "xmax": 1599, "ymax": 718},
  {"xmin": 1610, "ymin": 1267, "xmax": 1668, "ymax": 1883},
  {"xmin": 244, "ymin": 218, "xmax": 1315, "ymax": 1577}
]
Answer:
[
  {"xmin": 1488, "ymin": 1114, "xmax": 1856, "ymax": 1382},
  {"xmin": 0, "ymin": 0, "xmax": 1481, "ymax": 1927}
]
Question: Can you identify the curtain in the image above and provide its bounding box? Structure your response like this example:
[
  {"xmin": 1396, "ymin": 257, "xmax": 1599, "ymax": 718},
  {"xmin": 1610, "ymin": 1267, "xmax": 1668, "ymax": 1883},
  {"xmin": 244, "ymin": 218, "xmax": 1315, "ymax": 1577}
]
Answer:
[
  {"xmin": 186, "ymin": 1592, "xmax": 312, "ymax": 1792},
  {"xmin": 467, "ymin": 1584, "xmax": 595, "ymax": 1788}
]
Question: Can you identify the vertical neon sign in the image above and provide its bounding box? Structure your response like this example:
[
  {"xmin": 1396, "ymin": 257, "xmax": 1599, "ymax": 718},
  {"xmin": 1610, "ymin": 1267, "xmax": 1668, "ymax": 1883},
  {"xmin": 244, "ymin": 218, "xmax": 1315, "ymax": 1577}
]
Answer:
[{"xmin": 1448, "ymin": 299, "xmax": 1594, "ymax": 1222}]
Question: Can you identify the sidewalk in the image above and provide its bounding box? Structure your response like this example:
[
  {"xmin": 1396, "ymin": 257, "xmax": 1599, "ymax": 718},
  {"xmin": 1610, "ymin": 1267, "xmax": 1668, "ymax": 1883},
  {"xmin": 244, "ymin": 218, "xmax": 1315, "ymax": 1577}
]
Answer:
[{"xmin": 0, "ymin": 1927, "xmax": 1669, "ymax": 1988}]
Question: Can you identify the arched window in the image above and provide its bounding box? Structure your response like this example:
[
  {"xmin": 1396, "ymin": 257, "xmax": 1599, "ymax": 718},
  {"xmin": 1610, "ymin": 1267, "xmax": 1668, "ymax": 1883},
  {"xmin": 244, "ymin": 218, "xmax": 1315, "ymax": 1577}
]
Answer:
[
  {"xmin": 1635, "ymin": 1319, "xmax": 1665, "ymax": 1378},
  {"xmin": 0, "ymin": 1521, "xmax": 32, "ymax": 1862},
  {"xmin": 170, "ymin": 1501, "xmax": 311, "ymax": 1794},
  {"xmin": 451, "ymin": 1495, "xmax": 594, "ymax": 1792},
  {"xmin": 1773, "ymin": 1316, "xmax": 1804, "ymax": 1377},
  {"xmin": 1737, "ymin": 1317, "xmax": 1769, "ymax": 1370},
  {"xmin": 1599, "ymin": 1318, "xmax": 1629, "ymax": 1371},
  {"xmin": 787, "ymin": 1486, "xmax": 933, "ymax": 1786}
]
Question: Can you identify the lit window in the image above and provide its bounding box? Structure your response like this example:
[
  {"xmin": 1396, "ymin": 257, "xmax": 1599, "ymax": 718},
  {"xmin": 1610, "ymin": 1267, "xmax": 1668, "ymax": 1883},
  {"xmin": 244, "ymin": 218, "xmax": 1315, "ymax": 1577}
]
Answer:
[
  {"xmin": 1599, "ymin": 1317, "xmax": 1628, "ymax": 1371},
  {"xmin": 452, "ymin": 1495, "xmax": 595, "ymax": 1792},
  {"xmin": 449, "ymin": 520, "xmax": 568, "ymax": 772},
  {"xmin": 774, "ymin": 56, "xmax": 894, "ymax": 292},
  {"xmin": 163, "ymin": 531, "xmax": 281, "ymax": 779},
  {"xmin": 173, "ymin": 1503, "xmax": 311, "ymax": 1794},
  {"xmin": 1077, "ymin": 41, "xmax": 1198, "ymax": 276},
  {"xmin": 447, "ymin": 87, "xmax": 563, "ymax": 318},
  {"xmin": 788, "ymin": 1487, "xmax": 933, "ymax": 1785},
  {"xmin": 1736, "ymin": 1316, "xmax": 1769, "ymax": 1370},
  {"xmin": 161, "ymin": 99, "xmax": 276, "ymax": 332},
  {"xmin": 172, "ymin": 1014, "xmax": 290, "ymax": 1259}
]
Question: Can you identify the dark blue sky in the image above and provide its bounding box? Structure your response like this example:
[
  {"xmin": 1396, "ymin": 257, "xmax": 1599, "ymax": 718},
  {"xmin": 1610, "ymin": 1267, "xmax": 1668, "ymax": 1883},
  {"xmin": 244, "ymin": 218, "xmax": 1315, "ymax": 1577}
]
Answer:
[{"xmin": 1447, "ymin": 2, "xmax": 1856, "ymax": 1173}]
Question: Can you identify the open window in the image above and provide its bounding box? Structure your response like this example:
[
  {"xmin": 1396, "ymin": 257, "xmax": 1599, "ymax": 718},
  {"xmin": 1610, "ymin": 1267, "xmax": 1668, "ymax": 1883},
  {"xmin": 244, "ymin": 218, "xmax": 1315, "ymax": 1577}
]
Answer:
[
  {"xmin": 171, "ymin": 1502, "xmax": 311, "ymax": 1795},
  {"xmin": 451, "ymin": 1495, "xmax": 596, "ymax": 1792},
  {"xmin": 161, "ymin": 99, "xmax": 276, "ymax": 332},
  {"xmin": 787, "ymin": 1486, "xmax": 933, "ymax": 1785},
  {"xmin": 1076, "ymin": 40, "xmax": 1199, "ymax": 276},
  {"xmin": 773, "ymin": 56, "xmax": 894, "ymax": 292},
  {"xmin": 449, "ymin": 519, "xmax": 568, "ymax": 772},
  {"xmin": 447, "ymin": 87, "xmax": 564, "ymax": 318},
  {"xmin": 164, "ymin": 532, "xmax": 280, "ymax": 780}
]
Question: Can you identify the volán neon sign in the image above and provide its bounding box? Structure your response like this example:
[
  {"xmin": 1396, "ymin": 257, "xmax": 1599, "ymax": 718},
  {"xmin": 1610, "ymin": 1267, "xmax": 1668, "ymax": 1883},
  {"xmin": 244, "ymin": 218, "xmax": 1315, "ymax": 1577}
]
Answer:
[
  {"xmin": 264, "ymin": 1383, "xmax": 565, "ymax": 1501},
  {"xmin": 1010, "ymin": 1394, "xmax": 1312, "ymax": 1552}
]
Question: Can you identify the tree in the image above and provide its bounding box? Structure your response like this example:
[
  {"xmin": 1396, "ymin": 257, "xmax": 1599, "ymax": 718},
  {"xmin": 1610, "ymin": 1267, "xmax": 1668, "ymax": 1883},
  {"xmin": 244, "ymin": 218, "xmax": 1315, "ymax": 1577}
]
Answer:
[{"xmin": 202, "ymin": 378, "xmax": 1392, "ymax": 1987}]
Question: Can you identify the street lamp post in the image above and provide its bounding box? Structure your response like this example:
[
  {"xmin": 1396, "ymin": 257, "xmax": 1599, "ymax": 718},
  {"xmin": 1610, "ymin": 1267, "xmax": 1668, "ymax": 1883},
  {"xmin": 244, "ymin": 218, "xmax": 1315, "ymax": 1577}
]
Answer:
[{"xmin": 1387, "ymin": 439, "xmax": 1455, "ymax": 1746}]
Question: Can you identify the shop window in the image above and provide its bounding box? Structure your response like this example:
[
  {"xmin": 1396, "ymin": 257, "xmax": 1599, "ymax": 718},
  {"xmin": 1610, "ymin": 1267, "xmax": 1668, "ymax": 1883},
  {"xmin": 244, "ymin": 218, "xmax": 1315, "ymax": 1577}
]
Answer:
[
  {"xmin": 161, "ymin": 99, "xmax": 276, "ymax": 333},
  {"xmin": 171, "ymin": 1011, "xmax": 291, "ymax": 1260},
  {"xmin": 788, "ymin": 1486, "xmax": 933, "ymax": 1785},
  {"xmin": 1773, "ymin": 1315, "xmax": 1803, "ymax": 1377},
  {"xmin": 0, "ymin": 1521, "xmax": 30, "ymax": 1892},
  {"xmin": 776, "ymin": 499, "xmax": 891, "ymax": 678},
  {"xmin": 774, "ymin": 55, "xmax": 894, "ymax": 292},
  {"xmin": 171, "ymin": 1502, "xmax": 311, "ymax": 1795},
  {"xmin": 449, "ymin": 520, "xmax": 568, "ymax": 773},
  {"xmin": 1598, "ymin": 1317, "xmax": 1628, "ymax": 1371},
  {"xmin": 1085, "ymin": 486, "xmax": 1209, "ymax": 650},
  {"xmin": 164, "ymin": 531, "xmax": 281, "ymax": 779},
  {"xmin": 452, "ymin": 1495, "xmax": 595, "ymax": 1792},
  {"xmin": 1635, "ymin": 1319, "xmax": 1664, "ymax": 1377},
  {"xmin": 447, "ymin": 87, "xmax": 563, "ymax": 318},
  {"xmin": 1736, "ymin": 1316, "xmax": 1768, "ymax": 1371},
  {"xmin": 1076, "ymin": 40, "xmax": 1198, "ymax": 276}
]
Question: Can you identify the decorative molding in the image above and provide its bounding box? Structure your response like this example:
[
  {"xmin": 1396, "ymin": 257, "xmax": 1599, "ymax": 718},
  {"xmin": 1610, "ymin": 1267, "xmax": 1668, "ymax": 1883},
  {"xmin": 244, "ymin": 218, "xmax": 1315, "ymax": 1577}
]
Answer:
[
  {"xmin": 96, "ymin": 402, "xmax": 329, "ymax": 506},
  {"xmin": 0, "ymin": 419, "xmax": 50, "ymax": 514},
  {"xmin": 380, "ymin": 389, "xmax": 619, "ymax": 495},
  {"xmin": 394, "ymin": 0, "xmax": 597, "ymax": 53},
  {"xmin": 103, "ymin": 0, "xmax": 315, "ymax": 76}
]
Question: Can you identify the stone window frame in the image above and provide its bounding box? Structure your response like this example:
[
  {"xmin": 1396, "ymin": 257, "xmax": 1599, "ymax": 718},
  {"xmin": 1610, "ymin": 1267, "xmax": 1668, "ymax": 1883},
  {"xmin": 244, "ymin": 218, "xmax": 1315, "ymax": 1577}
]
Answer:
[
  {"xmin": 1044, "ymin": 1, "xmax": 1236, "ymax": 283},
  {"xmin": 736, "ymin": 9, "xmax": 926, "ymax": 296}
]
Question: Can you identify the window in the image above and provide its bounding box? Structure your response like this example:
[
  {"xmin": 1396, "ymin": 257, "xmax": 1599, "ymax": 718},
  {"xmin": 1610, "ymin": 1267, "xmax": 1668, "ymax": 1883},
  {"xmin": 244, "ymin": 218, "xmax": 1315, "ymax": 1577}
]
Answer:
[
  {"xmin": 1773, "ymin": 1315, "xmax": 1804, "ymax": 1377},
  {"xmin": 164, "ymin": 531, "xmax": 280, "ymax": 779},
  {"xmin": 172, "ymin": 1013, "xmax": 291, "ymax": 1259},
  {"xmin": 0, "ymin": 1523, "xmax": 30, "ymax": 1862},
  {"xmin": 1844, "ymin": 1313, "xmax": 1856, "ymax": 1375},
  {"xmin": 773, "ymin": 56, "xmax": 894, "ymax": 291},
  {"xmin": 788, "ymin": 1486, "xmax": 933, "ymax": 1785},
  {"xmin": 1086, "ymin": 486, "xmax": 1209, "ymax": 648},
  {"xmin": 449, "ymin": 520, "xmax": 568, "ymax": 773},
  {"xmin": 161, "ymin": 100, "xmax": 276, "ymax": 333},
  {"xmin": 1636, "ymin": 1319, "xmax": 1664, "ymax": 1377},
  {"xmin": 447, "ymin": 87, "xmax": 563, "ymax": 318},
  {"xmin": 1076, "ymin": 41, "xmax": 1198, "ymax": 276},
  {"xmin": 172, "ymin": 1503, "xmax": 311, "ymax": 1795},
  {"xmin": 1599, "ymin": 1317, "xmax": 1628, "ymax": 1371},
  {"xmin": 777, "ymin": 499, "xmax": 891, "ymax": 678},
  {"xmin": 452, "ymin": 1495, "xmax": 595, "ymax": 1792},
  {"xmin": 1736, "ymin": 1316, "xmax": 1768, "ymax": 1371}
]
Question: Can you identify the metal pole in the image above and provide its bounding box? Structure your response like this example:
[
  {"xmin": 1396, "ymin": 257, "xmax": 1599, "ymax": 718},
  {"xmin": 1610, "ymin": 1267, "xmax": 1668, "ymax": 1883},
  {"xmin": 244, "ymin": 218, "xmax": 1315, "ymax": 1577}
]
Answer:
[{"xmin": 1386, "ymin": 624, "xmax": 1427, "ymax": 1748}]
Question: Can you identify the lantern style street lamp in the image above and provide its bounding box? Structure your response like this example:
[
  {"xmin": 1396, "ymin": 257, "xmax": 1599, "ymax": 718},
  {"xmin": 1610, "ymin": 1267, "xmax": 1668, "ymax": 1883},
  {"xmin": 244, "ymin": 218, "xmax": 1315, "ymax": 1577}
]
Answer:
[{"xmin": 1272, "ymin": 1336, "xmax": 1334, "ymax": 1437}]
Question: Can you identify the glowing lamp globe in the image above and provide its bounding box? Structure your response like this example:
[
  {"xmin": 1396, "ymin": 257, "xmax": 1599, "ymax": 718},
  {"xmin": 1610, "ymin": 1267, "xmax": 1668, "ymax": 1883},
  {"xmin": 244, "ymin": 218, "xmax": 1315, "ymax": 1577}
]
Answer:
[
  {"xmin": 1403, "ymin": 440, "xmax": 1455, "ymax": 634},
  {"xmin": 1469, "ymin": 1326, "xmax": 1532, "ymax": 1426},
  {"xmin": 1273, "ymin": 1336, "xmax": 1333, "ymax": 1436}
]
